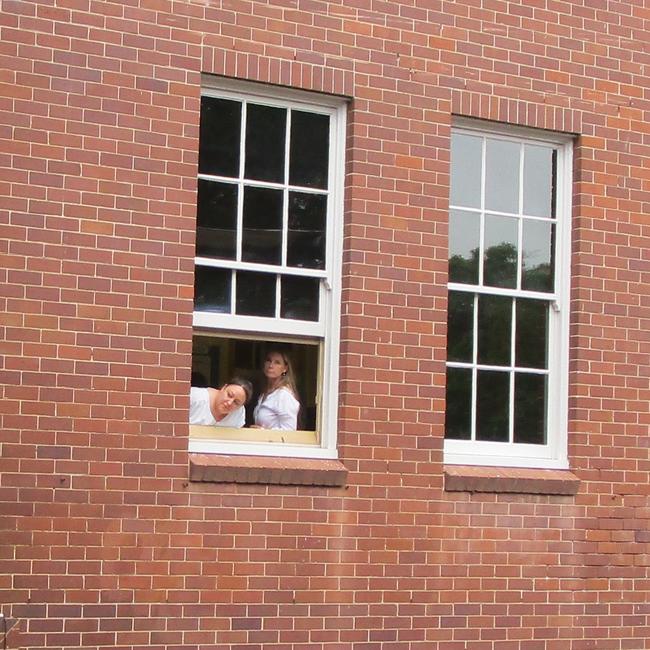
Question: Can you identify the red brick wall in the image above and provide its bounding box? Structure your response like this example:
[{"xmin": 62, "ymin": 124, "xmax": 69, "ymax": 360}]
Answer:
[{"xmin": 2, "ymin": 1, "xmax": 650, "ymax": 648}]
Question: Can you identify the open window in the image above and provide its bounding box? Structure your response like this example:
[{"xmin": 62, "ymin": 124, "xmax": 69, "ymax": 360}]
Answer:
[{"xmin": 189, "ymin": 76, "xmax": 346, "ymax": 459}]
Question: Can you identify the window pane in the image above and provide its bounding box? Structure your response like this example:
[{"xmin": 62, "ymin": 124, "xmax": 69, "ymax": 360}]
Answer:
[
  {"xmin": 447, "ymin": 291, "xmax": 473, "ymax": 362},
  {"xmin": 287, "ymin": 192, "xmax": 326, "ymax": 269},
  {"xmin": 445, "ymin": 367, "xmax": 472, "ymax": 440},
  {"xmin": 484, "ymin": 214, "xmax": 518, "ymax": 288},
  {"xmin": 449, "ymin": 209, "xmax": 479, "ymax": 284},
  {"xmin": 198, "ymin": 97, "xmax": 241, "ymax": 177},
  {"xmin": 523, "ymin": 145, "xmax": 554, "ymax": 218},
  {"xmin": 281, "ymin": 276, "xmax": 319, "ymax": 321},
  {"xmin": 290, "ymin": 111, "xmax": 329, "ymax": 189},
  {"xmin": 476, "ymin": 370, "xmax": 509, "ymax": 442},
  {"xmin": 450, "ymin": 133, "xmax": 482, "ymax": 209},
  {"xmin": 194, "ymin": 267, "xmax": 231, "ymax": 313},
  {"xmin": 485, "ymin": 139, "xmax": 519, "ymax": 214},
  {"xmin": 245, "ymin": 103, "xmax": 286, "ymax": 183},
  {"xmin": 196, "ymin": 180, "xmax": 238, "ymax": 259},
  {"xmin": 477, "ymin": 294, "xmax": 512, "ymax": 366},
  {"xmin": 242, "ymin": 186, "xmax": 283, "ymax": 265},
  {"xmin": 522, "ymin": 220, "xmax": 554, "ymax": 292},
  {"xmin": 515, "ymin": 299, "xmax": 548, "ymax": 369},
  {"xmin": 514, "ymin": 373, "xmax": 547, "ymax": 444},
  {"xmin": 236, "ymin": 271, "xmax": 275, "ymax": 317}
]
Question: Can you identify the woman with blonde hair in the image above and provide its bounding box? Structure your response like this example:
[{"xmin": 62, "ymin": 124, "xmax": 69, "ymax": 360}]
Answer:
[{"xmin": 252, "ymin": 348, "xmax": 300, "ymax": 430}]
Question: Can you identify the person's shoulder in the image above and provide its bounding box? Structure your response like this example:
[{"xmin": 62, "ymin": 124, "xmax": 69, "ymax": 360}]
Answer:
[{"xmin": 276, "ymin": 386, "xmax": 299, "ymax": 405}]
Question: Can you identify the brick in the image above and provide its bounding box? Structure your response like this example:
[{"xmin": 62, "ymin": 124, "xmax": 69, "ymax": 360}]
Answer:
[{"xmin": 189, "ymin": 454, "xmax": 348, "ymax": 487}]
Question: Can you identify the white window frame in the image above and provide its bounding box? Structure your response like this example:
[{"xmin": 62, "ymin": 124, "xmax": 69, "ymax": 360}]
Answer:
[
  {"xmin": 190, "ymin": 76, "xmax": 347, "ymax": 460},
  {"xmin": 444, "ymin": 119, "xmax": 573, "ymax": 469}
]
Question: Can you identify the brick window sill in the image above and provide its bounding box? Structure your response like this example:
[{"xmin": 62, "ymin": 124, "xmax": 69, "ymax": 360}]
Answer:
[
  {"xmin": 444, "ymin": 465, "xmax": 580, "ymax": 495},
  {"xmin": 189, "ymin": 453, "xmax": 348, "ymax": 487}
]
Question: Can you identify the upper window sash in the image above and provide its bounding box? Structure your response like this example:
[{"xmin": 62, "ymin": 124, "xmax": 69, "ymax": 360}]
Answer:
[{"xmin": 194, "ymin": 80, "xmax": 347, "ymax": 337}]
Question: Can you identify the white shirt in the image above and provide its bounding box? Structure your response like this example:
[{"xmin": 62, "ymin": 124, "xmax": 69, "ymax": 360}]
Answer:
[
  {"xmin": 189, "ymin": 387, "xmax": 245, "ymax": 428},
  {"xmin": 253, "ymin": 387, "xmax": 300, "ymax": 430}
]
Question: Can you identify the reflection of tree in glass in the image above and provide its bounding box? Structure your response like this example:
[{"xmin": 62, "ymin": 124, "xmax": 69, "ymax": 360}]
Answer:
[
  {"xmin": 477, "ymin": 293, "xmax": 511, "ymax": 366},
  {"xmin": 484, "ymin": 242, "xmax": 517, "ymax": 288},
  {"xmin": 450, "ymin": 242, "xmax": 552, "ymax": 292},
  {"xmin": 447, "ymin": 292, "xmax": 473, "ymax": 362},
  {"xmin": 514, "ymin": 373, "xmax": 546, "ymax": 444},
  {"xmin": 476, "ymin": 370, "xmax": 509, "ymax": 441},
  {"xmin": 522, "ymin": 257, "xmax": 553, "ymax": 292},
  {"xmin": 449, "ymin": 247, "xmax": 479, "ymax": 284},
  {"xmin": 450, "ymin": 242, "xmax": 519, "ymax": 287}
]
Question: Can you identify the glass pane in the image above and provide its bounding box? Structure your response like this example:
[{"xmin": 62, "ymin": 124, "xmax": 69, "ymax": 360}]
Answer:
[
  {"xmin": 514, "ymin": 373, "xmax": 547, "ymax": 444},
  {"xmin": 522, "ymin": 220, "xmax": 554, "ymax": 292},
  {"xmin": 290, "ymin": 111, "xmax": 330, "ymax": 189},
  {"xmin": 523, "ymin": 145, "xmax": 554, "ymax": 218},
  {"xmin": 445, "ymin": 367, "xmax": 472, "ymax": 440},
  {"xmin": 447, "ymin": 291, "xmax": 473, "ymax": 363},
  {"xmin": 449, "ymin": 209, "xmax": 480, "ymax": 284},
  {"xmin": 242, "ymin": 186, "xmax": 283, "ymax": 265},
  {"xmin": 515, "ymin": 299, "xmax": 548, "ymax": 369},
  {"xmin": 193, "ymin": 266, "xmax": 231, "ymax": 313},
  {"xmin": 476, "ymin": 370, "xmax": 509, "ymax": 442},
  {"xmin": 198, "ymin": 97, "xmax": 241, "ymax": 177},
  {"xmin": 245, "ymin": 103, "xmax": 286, "ymax": 183},
  {"xmin": 477, "ymin": 294, "xmax": 512, "ymax": 366},
  {"xmin": 287, "ymin": 192, "xmax": 326, "ymax": 269},
  {"xmin": 484, "ymin": 214, "xmax": 518, "ymax": 288},
  {"xmin": 281, "ymin": 276, "xmax": 319, "ymax": 321},
  {"xmin": 450, "ymin": 133, "xmax": 482, "ymax": 209},
  {"xmin": 485, "ymin": 138, "xmax": 519, "ymax": 214},
  {"xmin": 196, "ymin": 180, "xmax": 238, "ymax": 259},
  {"xmin": 236, "ymin": 271, "xmax": 275, "ymax": 317}
]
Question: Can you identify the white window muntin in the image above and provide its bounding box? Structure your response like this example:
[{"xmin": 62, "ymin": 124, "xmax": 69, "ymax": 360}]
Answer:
[
  {"xmin": 445, "ymin": 120, "xmax": 572, "ymax": 469},
  {"xmin": 192, "ymin": 77, "xmax": 347, "ymax": 458}
]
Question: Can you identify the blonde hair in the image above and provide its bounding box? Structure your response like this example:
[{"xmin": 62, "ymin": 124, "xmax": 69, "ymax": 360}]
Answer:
[{"xmin": 263, "ymin": 348, "xmax": 298, "ymax": 398}]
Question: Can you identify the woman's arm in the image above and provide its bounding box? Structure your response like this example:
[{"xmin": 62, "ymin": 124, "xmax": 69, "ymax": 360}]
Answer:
[{"xmin": 270, "ymin": 389, "xmax": 300, "ymax": 430}]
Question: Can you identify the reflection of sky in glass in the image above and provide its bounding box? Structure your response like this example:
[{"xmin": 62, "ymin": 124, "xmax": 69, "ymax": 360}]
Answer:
[
  {"xmin": 485, "ymin": 139, "xmax": 519, "ymax": 213},
  {"xmin": 522, "ymin": 220, "xmax": 551, "ymax": 269},
  {"xmin": 485, "ymin": 214, "xmax": 517, "ymax": 250},
  {"xmin": 451, "ymin": 134, "xmax": 482, "ymax": 209},
  {"xmin": 523, "ymin": 145, "xmax": 553, "ymax": 218},
  {"xmin": 449, "ymin": 210, "xmax": 479, "ymax": 261}
]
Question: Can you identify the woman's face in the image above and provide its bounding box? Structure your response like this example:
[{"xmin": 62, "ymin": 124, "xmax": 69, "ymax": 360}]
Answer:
[
  {"xmin": 263, "ymin": 352, "xmax": 288, "ymax": 380},
  {"xmin": 214, "ymin": 384, "xmax": 246, "ymax": 416}
]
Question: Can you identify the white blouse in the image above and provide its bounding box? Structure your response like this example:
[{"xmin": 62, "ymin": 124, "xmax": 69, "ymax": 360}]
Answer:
[
  {"xmin": 253, "ymin": 388, "xmax": 300, "ymax": 430},
  {"xmin": 189, "ymin": 387, "xmax": 245, "ymax": 428}
]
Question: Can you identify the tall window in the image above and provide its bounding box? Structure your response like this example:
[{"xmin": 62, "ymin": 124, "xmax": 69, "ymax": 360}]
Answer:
[
  {"xmin": 445, "ymin": 120, "xmax": 572, "ymax": 468},
  {"xmin": 190, "ymin": 77, "xmax": 346, "ymax": 459}
]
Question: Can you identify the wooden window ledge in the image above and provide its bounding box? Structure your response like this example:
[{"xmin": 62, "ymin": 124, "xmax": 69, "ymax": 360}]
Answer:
[
  {"xmin": 189, "ymin": 453, "xmax": 348, "ymax": 487},
  {"xmin": 444, "ymin": 465, "xmax": 580, "ymax": 495}
]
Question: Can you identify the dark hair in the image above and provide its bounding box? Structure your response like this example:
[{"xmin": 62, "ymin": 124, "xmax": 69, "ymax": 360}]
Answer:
[{"xmin": 226, "ymin": 377, "xmax": 253, "ymax": 405}]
